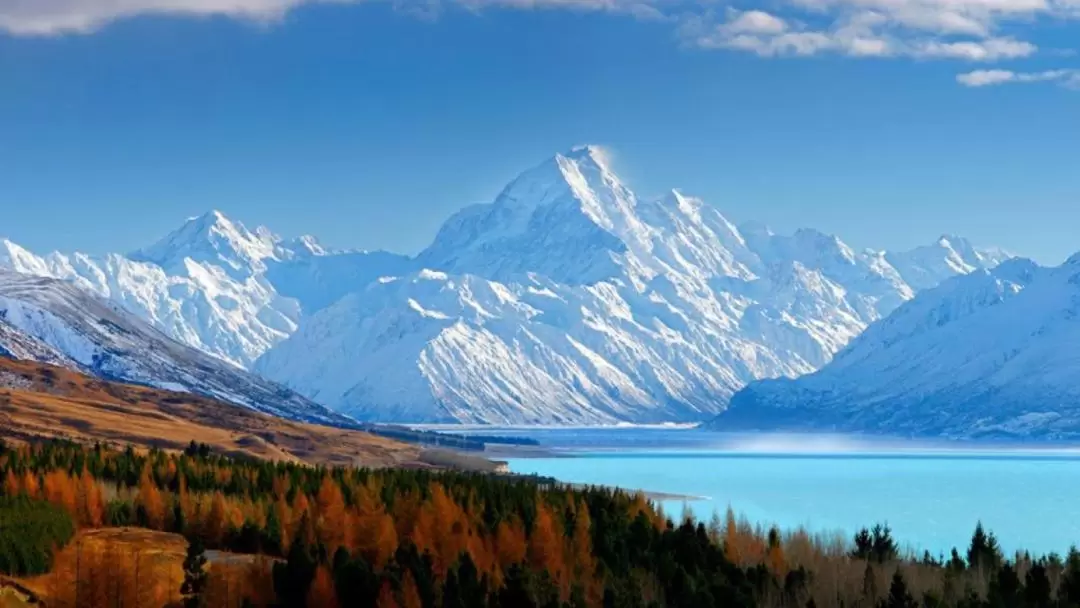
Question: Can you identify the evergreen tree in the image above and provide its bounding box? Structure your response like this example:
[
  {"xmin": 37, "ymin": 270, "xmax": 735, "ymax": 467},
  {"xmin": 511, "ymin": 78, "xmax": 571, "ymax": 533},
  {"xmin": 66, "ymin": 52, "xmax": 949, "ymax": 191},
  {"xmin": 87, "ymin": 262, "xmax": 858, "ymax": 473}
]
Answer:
[
  {"xmin": 988, "ymin": 562, "xmax": 1021, "ymax": 608},
  {"xmin": 853, "ymin": 528, "xmax": 874, "ymax": 561},
  {"xmin": 1024, "ymin": 562, "xmax": 1052, "ymax": 608},
  {"xmin": 1059, "ymin": 548, "xmax": 1080, "ymax": 606},
  {"xmin": 967, "ymin": 522, "xmax": 1002, "ymax": 572},
  {"xmin": 180, "ymin": 537, "xmax": 208, "ymax": 608},
  {"xmin": 274, "ymin": 536, "xmax": 317, "ymax": 608},
  {"xmin": 878, "ymin": 570, "xmax": 917, "ymax": 608},
  {"xmin": 872, "ymin": 524, "xmax": 899, "ymax": 564}
]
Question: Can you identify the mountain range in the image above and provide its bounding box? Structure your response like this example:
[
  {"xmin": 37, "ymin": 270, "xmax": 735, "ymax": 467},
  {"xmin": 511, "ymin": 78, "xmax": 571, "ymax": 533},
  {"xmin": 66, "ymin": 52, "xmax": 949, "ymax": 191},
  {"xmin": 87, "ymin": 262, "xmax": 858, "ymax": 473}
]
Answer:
[
  {"xmin": 716, "ymin": 254, "xmax": 1080, "ymax": 439},
  {"xmin": 1, "ymin": 146, "xmax": 1011, "ymax": 425}
]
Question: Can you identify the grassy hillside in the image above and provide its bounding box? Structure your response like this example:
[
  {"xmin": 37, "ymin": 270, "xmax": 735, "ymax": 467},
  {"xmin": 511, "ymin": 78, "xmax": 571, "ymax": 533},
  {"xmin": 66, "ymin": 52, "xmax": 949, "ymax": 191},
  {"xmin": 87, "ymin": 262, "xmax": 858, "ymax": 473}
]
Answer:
[{"xmin": 0, "ymin": 357, "xmax": 419, "ymax": 468}]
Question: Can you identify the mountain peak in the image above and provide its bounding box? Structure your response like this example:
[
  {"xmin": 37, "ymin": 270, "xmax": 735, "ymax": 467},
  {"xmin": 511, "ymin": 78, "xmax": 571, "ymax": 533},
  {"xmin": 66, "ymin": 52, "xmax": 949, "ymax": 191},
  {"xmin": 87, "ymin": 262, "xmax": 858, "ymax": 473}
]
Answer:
[
  {"xmin": 560, "ymin": 144, "xmax": 612, "ymax": 169},
  {"xmin": 132, "ymin": 209, "xmax": 279, "ymax": 277}
]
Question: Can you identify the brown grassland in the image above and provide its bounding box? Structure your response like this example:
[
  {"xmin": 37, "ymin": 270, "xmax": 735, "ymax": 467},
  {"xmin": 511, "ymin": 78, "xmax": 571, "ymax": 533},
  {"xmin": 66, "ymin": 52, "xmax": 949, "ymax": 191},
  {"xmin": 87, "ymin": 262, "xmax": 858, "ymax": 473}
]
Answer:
[{"xmin": 0, "ymin": 357, "xmax": 419, "ymax": 468}]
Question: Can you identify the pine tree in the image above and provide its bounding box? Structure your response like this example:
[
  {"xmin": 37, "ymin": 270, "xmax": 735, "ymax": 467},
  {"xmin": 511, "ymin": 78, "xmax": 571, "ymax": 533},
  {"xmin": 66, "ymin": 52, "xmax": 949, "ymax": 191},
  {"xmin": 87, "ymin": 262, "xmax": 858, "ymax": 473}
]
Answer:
[
  {"xmin": 181, "ymin": 537, "xmax": 209, "ymax": 608},
  {"xmin": 989, "ymin": 562, "xmax": 1021, "ymax": 608},
  {"xmin": 1024, "ymin": 562, "xmax": 1052, "ymax": 608},
  {"xmin": 1062, "ymin": 548, "xmax": 1080, "ymax": 606},
  {"xmin": 967, "ymin": 522, "xmax": 1002, "ymax": 572},
  {"xmin": 879, "ymin": 570, "xmax": 917, "ymax": 608}
]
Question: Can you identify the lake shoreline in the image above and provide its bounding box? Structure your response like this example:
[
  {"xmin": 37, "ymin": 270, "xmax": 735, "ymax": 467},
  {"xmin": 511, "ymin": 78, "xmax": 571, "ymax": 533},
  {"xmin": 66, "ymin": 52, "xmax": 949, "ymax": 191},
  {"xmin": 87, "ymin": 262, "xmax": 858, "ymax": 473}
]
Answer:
[{"xmin": 480, "ymin": 427, "xmax": 1080, "ymax": 556}]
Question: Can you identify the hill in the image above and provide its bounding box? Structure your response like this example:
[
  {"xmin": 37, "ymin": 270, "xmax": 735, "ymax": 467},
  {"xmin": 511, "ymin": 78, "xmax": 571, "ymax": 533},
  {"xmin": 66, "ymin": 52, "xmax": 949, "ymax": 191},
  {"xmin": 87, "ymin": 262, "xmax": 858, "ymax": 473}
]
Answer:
[
  {"xmin": 0, "ymin": 271, "xmax": 351, "ymax": 426},
  {"xmin": 0, "ymin": 356, "xmax": 419, "ymax": 467}
]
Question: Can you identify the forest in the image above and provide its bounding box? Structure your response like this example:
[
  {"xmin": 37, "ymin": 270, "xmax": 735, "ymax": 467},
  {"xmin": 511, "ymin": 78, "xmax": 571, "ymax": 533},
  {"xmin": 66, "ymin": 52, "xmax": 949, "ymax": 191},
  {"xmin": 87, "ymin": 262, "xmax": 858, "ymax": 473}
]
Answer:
[{"xmin": 1, "ymin": 437, "xmax": 1079, "ymax": 608}]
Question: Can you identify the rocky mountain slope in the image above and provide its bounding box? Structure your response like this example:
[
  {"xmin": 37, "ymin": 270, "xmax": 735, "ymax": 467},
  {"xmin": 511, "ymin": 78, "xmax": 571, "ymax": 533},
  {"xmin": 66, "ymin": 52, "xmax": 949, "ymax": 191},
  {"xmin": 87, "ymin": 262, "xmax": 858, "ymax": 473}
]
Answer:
[
  {"xmin": 715, "ymin": 255, "xmax": 1080, "ymax": 438},
  {"xmin": 0, "ymin": 270, "xmax": 351, "ymax": 425}
]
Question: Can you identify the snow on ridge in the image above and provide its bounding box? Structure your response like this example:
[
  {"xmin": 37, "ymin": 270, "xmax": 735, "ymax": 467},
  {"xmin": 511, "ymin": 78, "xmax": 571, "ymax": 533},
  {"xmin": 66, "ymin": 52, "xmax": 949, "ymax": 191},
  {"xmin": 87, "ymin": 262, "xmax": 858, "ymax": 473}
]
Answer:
[
  {"xmin": 0, "ymin": 146, "xmax": 1013, "ymax": 426},
  {"xmin": 254, "ymin": 147, "xmax": 1009, "ymax": 425},
  {"xmin": 718, "ymin": 255, "xmax": 1080, "ymax": 437},
  {"xmin": 0, "ymin": 269, "xmax": 348, "ymax": 425}
]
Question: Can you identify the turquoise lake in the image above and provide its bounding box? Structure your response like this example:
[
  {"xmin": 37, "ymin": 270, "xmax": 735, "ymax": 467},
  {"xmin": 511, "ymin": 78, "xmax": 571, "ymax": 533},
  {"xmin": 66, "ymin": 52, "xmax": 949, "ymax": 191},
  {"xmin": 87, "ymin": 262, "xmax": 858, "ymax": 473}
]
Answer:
[{"xmin": 462, "ymin": 428, "xmax": 1080, "ymax": 557}]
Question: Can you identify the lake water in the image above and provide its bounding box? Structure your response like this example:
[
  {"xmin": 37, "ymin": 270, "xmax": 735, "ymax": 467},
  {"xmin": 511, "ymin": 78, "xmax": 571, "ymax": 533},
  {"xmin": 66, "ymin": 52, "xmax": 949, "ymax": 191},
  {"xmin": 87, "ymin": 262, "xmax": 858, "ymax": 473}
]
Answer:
[{"xmin": 462, "ymin": 427, "xmax": 1080, "ymax": 557}]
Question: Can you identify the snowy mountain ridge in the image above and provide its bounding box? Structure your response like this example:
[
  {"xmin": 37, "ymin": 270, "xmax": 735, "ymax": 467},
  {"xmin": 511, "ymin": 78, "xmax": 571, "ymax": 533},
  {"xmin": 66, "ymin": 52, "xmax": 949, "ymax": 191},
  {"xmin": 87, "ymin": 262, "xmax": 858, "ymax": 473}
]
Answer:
[
  {"xmin": 2, "ymin": 146, "xmax": 1009, "ymax": 424},
  {"xmin": 255, "ymin": 147, "xmax": 1008, "ymax": 424},
  {"xmin": 0, "ymin": 270, "xmax": 351, "ymax": 426},
  {"xmin": 1, "ymin": 211, "xmax": 409, "ymax": 368},
  {"xmin": 714, "ymin": 254, "xmax": 1080, "ymax": 438}
]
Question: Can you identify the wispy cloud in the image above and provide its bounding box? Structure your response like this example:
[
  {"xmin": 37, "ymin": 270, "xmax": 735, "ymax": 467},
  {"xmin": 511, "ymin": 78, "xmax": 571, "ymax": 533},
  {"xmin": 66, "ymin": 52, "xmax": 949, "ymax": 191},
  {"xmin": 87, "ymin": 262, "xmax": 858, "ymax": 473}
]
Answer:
[
  {"xmin": 957, "ymin": 68, "xmax": 1080, "ymax": 87},
  {"xmin": 0, "ymin": 0, "xmax": 1077, "ymax": 91},
  {"xmin": 0, "ymin": 0, "xmax": 659, "ymax": 36},
  {"xmin": 683, "ymin": 8, "xmax": 1038, "ymax": 60}
]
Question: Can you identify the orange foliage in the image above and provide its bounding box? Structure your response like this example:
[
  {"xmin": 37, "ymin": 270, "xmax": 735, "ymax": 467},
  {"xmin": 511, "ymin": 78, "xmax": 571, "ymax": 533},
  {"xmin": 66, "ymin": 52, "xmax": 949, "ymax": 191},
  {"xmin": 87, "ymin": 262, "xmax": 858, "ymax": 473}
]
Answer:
[
  {"xmin": 21, "ymin": 470, "xmax": 40, "ymax": 499},
  {"xmin": 42, "ymin": 470, "xmax": 77, "ymax": 517},
  {"xmin": 3, "ymin": 468, "xmax": 19, "ymax": 497},
  {"xmin": 400, "ymin": 571, "xmax": 423, "ymax": 608},
  {"xmin": 495, "ymin": 518, "xmax": 528, "ymax": 569},
  {"xmin": 307, "ymin": 565, "xmax": 340, "ymax": 608},
  {"xmin": 77, "ymin": 468, "xmax": 104, "ymax": 527},
  {"xmin": 316, "ymin": 474, "xmax": 348, "ymax": 553},
  {"xmin": 136, "ymin": 464, "xmax": 165, "ymax": 530},
  {"xmin": 528, "ymin": 501, "xmax": 567, "ymax": 597}
]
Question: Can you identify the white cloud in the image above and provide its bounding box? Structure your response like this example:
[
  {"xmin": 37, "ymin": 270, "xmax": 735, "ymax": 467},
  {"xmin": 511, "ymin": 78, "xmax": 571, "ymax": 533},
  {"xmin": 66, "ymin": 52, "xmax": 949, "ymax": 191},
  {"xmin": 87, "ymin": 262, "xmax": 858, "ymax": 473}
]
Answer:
[
  {"xmin": 915, "ymin": 37, "xmax": 1037, "ymax": 60},
  {"xmin": 689, "ymin": 8, "xmax": 1039, "ymax": 60},
  {"xmin": 722, "ymin": 9, "xmax": 789, "ymax": 35},
  {"xmin": 0, "ymin": 0, "xmax": 325, "ymax": 35},
  {"xmin": 0, "ymin": 0, "xmax": 656, "ymax": 35},
  {"xmin": 957, "ymin": 67, "xmax": 1080, "ymax": 87},
  {"xmin": 0, "ymin": 0, "xmax": 1076, "ymax": 91}
]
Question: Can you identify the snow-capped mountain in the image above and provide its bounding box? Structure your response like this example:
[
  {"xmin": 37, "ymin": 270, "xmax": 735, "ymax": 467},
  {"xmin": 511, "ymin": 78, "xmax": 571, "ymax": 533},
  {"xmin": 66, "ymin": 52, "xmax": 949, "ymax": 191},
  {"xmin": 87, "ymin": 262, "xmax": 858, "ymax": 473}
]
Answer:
[
  {"xmin": 254, "ymin": 146, "xmax": 1007, "ymax": 424},
  {"xmin": 0, "ymin": 270, "xmax": 351, "ymax": 426},
  {"xmin": 0, "ymin": 211, "xmax": 409, "ymax": 368},
  {"xmin": 714, "ymin": 254, "xmax": 1080, "ymax": 438},
  {"xmin": 1, "ymin": 146, "xmax": 1008, "ymax": 425}
]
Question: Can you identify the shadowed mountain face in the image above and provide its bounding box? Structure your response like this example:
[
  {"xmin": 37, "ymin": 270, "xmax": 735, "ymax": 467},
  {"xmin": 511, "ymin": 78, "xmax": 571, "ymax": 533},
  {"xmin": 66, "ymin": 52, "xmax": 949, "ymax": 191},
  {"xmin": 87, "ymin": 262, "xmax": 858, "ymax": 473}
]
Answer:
[
  {"xmin": 0, "ymin": 270, "xmax": 351, "ymax": 426},
  {"xmin": 716, "ymin": 256, "xmax": 1080, "ymax": 438}
]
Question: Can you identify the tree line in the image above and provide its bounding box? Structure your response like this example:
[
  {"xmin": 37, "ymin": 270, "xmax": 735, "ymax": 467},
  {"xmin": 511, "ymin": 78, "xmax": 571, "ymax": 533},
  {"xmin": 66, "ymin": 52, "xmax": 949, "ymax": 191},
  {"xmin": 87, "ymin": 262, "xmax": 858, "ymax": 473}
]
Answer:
[{"xmin": 1, "ymin": 438, "xmax": 1080, "ymax": 607}]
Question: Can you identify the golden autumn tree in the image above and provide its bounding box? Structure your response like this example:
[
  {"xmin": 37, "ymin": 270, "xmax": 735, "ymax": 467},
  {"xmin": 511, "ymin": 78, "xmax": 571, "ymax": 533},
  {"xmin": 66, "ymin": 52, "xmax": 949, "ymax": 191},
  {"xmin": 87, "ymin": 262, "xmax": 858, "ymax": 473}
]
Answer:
[
  {"xmin": 136, "ymin": 464, "xmax": 165, "ymax": 530},
  {"xmin": 315, "ymin": 474, "xmax": 348, "ymax": 554},
  {"xmin": 78, "ymin": 467, "xmax": 104, "ymax": 528},
  {"xmin": 21, "ymin": 469, "xmax": 40, "ymax": 499},
  {"xmin": 495, "ymin": 517, "xmax": 528, "ymax": 569},
  {"xmin": 400, "ymin": 571, "xmax": 423, "ymax": 608},
  {"xmin": 205, "ymin": 491, "xmax": 229, "ymax": 547},
  {"xmin": 2, "ymin": 469, "xmax": 18, "ymax": 497},
  {"xmin": 42, "ymin": 469, "xmax": 77, "ymax": 517},
  {"xmin": 528, "ymin": 500, "xmax": 567, "ymax": 598},
  {"xmin": 306, "ymin": 565, "xmax": 340, "ymax": 608}
]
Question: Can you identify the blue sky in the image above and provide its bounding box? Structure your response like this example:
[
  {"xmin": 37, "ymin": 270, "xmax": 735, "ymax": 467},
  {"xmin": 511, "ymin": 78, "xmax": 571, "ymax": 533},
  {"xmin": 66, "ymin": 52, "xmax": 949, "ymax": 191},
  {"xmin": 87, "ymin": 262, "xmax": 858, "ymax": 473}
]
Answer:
[{"xmin": 1, "ymin": 1, "xmax": 1077, "ymax": 264}]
